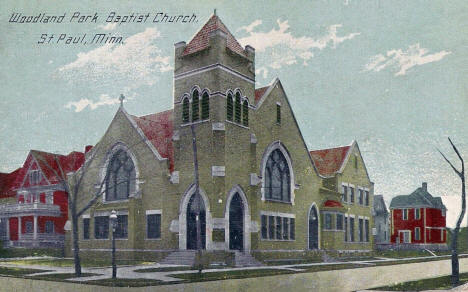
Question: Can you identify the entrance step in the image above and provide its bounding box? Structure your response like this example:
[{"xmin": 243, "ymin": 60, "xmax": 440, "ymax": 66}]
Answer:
[
  {"xmin": 234, "ymin": 251, "xmax": 263, "ymax": 267},
  {"xmin": 159, "ymin": 250, "xmax": 196, "ymax": 266}
]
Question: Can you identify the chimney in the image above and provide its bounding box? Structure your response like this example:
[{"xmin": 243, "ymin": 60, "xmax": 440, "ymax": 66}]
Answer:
[
  {"xmin": 85, "ymin": 145, "xmax": 93, "ymax": 153},
  {"xmin": 422, "ymin": 182, "xmax": 427, "ymax": 192}
]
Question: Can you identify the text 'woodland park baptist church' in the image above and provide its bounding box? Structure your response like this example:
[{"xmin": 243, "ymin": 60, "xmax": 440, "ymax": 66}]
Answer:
[{"xmin": 0, "ymin": 14, "xmax": 447, "ymax": 263}]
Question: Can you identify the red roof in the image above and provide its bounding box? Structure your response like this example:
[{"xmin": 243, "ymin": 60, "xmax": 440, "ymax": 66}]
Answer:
[
  {"xmin": 0, "ymin": 168, "xmax": 21, "ymax": 198},
  {"xmin": 309, "ymin": 145, "xmax": 351, "ymax": 176},
  {"xmin": 183, "ymin": 15, "xmax": 246, "ymax": 57},
  {"xmin": 131, "ymin": 110, "xmax": 174, "ymax": 172},
  {"xmin": 254, "ymin": 86, "xmax": 269, "ymax": 104},
  {"xmin": 30, "ymin": 150, "xmax": 85, "ymax": 184},
  {"xmin": 323, "ymin": 200, "xmax": 344, "ymax": 208}
]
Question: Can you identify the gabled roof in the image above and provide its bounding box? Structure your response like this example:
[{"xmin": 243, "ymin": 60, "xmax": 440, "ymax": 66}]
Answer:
[
  {"xmin": 30, "ymin": 150, "xmax": 85, "ymax": 184},
  {"xmin": 0, "ymin": 168, "xmax": 21, "ymax": 198},
  {"xmin": 373, "ymin": 195, "xmax": 388, "ymax": 215},
  {"xmin": 390, "ymin": 186, "xmax": 446, "ymax": 210},
  {"xmin": 254, "ymin": 86, "xmax": 269, "ymax": 105},
  {"xmin": 309, "ymin": 145, "xmax": 352, "ymax": 177},
  {"xmin": 129, "ymin": 110, "xmax": 174, "ymax": 172},
  {"xmin": 183, "ymin": 14, "xmax": 246, "ymax": 57}
]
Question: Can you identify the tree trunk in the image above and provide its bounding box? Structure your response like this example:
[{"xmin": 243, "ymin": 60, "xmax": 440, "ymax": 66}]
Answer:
[
  {"xmin": 451, "ymin": 231, "xmax": 459, "ymax": 286},
  {"xmin": 71, "ymin": 207, "xmax": 82, "ymax": 277}
]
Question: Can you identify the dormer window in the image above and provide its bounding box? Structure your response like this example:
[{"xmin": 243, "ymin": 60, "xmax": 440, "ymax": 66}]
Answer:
[{"xmin": 29, "ymin": 170, "xmax": 40, "ymax": 185}]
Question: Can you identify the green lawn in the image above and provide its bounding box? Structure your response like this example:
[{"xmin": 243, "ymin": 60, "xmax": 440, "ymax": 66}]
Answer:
[
  {"xmin": 373, "ymin": 272, "xmax": 468, "ymax": 291},
  {"xmin": 0, "ymin": 266, "xmax": 47, "ymax": 276},
  {"xmin": 169, "ymin": 268, "xmax": 295, "ymax": 282},
  {"xmin": 4, "ymin": 258, "xmax": 151, "ymax": 268},
  {"xmin": 28, "ymin": 273, "xmax": 98, "ymax": 281},
  {"xmin": 0, "ymin": 248, "xmax": 62, "ymax": 259},
  {"xmin": 84, "ymin": 278, "xmax": 166, "ymax": 287},
  {"xmin": 133, "ymin": 266, "xmax": 194, "ymax": 273}
]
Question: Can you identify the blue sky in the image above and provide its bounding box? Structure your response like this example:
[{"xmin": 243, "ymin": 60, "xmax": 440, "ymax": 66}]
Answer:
[{"xmin": 1, "ymin": 0, "xmax": 467, "ymax": 226}]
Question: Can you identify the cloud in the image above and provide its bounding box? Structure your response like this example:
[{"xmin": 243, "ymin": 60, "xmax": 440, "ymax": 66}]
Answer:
[
  {"xmin": 58, "ymin": 27, "xmax": 172, "ymax": 89},
  {"xmin": 238, "ymin": 20, "xmax": 360, "ymax": 77},
  {"xmin": 98, "ymin": 22, "xmax": 117, "ymax": 31},
  {"xmin": 364, "ymin": 43, "xmax": 451, "ymax": 76},
  {"xmin": 65, "ymin": 94, "xmax": 120, "ymax": 112}
]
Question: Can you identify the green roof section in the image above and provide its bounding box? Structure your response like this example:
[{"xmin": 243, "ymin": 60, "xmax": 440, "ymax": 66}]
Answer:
[{"xmin": 390, "ymin": 183, "xmax": 446, "ymax": 210}]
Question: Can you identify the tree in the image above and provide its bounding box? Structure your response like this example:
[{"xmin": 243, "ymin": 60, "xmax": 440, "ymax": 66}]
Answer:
[
  {"xmin": 438, "ymin": 137, "xmax": 466, "ymax": 287},
  {"xmin": 35, "ymin": 138, "xmax": 145, "ymax": 277}
]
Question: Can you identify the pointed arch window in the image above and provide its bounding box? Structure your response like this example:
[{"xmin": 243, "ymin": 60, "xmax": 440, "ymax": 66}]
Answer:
[
  {"xmin": 226, "ymin": 93, "xmax": 233, "ymax": 121},
  {"xmin": 235, "ymin": 92, "xmax": 241, "ymax": 123},
  {"xmin": 192, "ymin": 90, "xmax": 199, "ymax": 122},
  {"xmin": 242, "ymin": 100, "xmax": 249, "ymax": 127},
  {"xmin": 106, "ymin": 150, "xmax": 135, "ymax": 201},
  {"xmin": 182, "ymin": 97, "xmax": 190, "ymax": 123},
  {"xmin": 264, "ymin": 149, "xmax": 291, "ymax": 202},
  {"xmin": 201, "ymin": 92, "xmax": 209, "ymax": 120}
]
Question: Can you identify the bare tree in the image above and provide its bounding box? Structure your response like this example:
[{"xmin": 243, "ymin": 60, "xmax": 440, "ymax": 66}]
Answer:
[
  {"xmin": 35, "ymin": 138, "xmax": 146, "ymax": 276},
  {"xmin": 438, "ymin": 137, "xmax": 466, "ymax": 287}
]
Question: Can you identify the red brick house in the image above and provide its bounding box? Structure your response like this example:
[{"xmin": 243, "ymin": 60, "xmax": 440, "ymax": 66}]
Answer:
[
  {"xmin": 389, "ymin": 182, "xmax": 447, "ymax": 248},
  {"xmin": 0, "ymin": 149, "xmax": 85, "ymax": 248}
]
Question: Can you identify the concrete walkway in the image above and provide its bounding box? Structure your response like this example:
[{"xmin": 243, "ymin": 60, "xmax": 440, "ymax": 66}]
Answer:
[{"xmin": 0, "ymin": 254, "xmax": 467, "ymax": 291}]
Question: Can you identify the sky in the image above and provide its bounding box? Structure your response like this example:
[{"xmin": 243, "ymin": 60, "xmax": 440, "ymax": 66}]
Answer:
[{"xmin": 1, "ymin": 1, "xmax": 467, "ymax": 227}]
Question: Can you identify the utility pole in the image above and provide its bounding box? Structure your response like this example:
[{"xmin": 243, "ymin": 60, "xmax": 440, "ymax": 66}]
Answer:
[{"xmin": 191, "ymin": 124, "xmax": 203, "ymax": 273}]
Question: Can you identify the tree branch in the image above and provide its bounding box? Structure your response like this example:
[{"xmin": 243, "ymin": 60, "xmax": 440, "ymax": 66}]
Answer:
[{"xmin": 438, "ymin": 148, "xmax": 462, "ymax": 178}]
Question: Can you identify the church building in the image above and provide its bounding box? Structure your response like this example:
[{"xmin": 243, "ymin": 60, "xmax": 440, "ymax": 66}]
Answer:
[{"xmin": 67, "ymin": 14, "xmax": 374, "ymax": 263}]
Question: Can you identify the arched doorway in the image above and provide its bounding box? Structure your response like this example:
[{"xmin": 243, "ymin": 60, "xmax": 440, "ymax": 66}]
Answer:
[
  {"xmin": 186, "ymin": 193, "xmax": 206, "ymax": 250},
  {"xmin": 229, "ymin": 193, "xmax": 244, "ymax": 250},
  {"xmin": 308, "ymin": 205, "xmax": 319, "ymax": 249}
]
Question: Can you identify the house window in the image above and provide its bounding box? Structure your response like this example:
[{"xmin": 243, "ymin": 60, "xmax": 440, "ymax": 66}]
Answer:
[
  {"xmin": 83, "ymin": 218, "xmax": 90, "ymax": 240},
  {"xmin": 341, "ymin": 185, "xmax": 348, "ymax": 202},
  {"xmin": 45, "ymin": 221, "xmax": 54, "ymax": 234},
  {"xmin": 276, "ymin": 216, "xmax": 282, "ymax": 240},
  {"xmin": 402, "ymin": 231, "xmax": 410, "ymax": 243},
  {"xmin": 261, "ymin": 215, "xmax": 267, "ymax": 239},
  {"xmin": 354, "ymin": 155, "xmax": 358, "ymax": 169},
  {"xmin": 350, "ymin": 187, "xmax": 355, "ymax": 204},
  {"xmin": 94, "ymin": 216, "xmax": 109, "ymax": 239},
  {"xmin": 29, "ymin": 170, "xmax": 40, "ymax": 185},
  {"xmin": 226, "ymin": 93, "xmax": 233, "ymax": 121},
  {"xmin": 268, "ymin": 216, "xmax": 275, "ymax": 239},
  {"xmin": 105, "ymin": 150, "xmax": 135, "ymax": 201},
  {"xmin": 242, "ymin": 100, "xmax": 249, "ymax": 127},
  {"xmin": 442, "ymin": 209, "xmax": 446, "ymax": 217},
  {"xmin": 365, "ymin": 190, "xmax": 369, "ymax": 206},
  {"xmin": 114, "ymin": 215, "xmax": 128, "ymax": 239},
  {"xmin": 324, "ymin": 213, "xmax": 332, "ymax": 230},
  {"xmin": 182, "ymin": 97, "xmax": 190, "ymax": 123},
  {"xmin": 336, "ymin": 214, "xmax": 344, "ymax": 230},
  {"xmin": 290, "ymin": 218, "xmax": 295, "ymax": 240},
  {"xmin": 358, "ymin": 189, "xmax": 363, "ymax": 205},
  {"xmin": 344, "ymin": 216, "xmax": 348, "ymax": 242},
  {"xmin": 264, "ymin": 149, "xmax": 291, "ymax": 202},
  {"xmin": 235, "ymin": 92, "xmax": 242, "ymax": 123},
  {"xmin": 283, "ymin": 217, "xmax": 289, "ymax": 240},
  {"xmin": 415, "ymin": 227, "xmax": 420, "ymax": 241},
  {"xmin": 276, "ymin": 104, "xmax": 281, "ymax": 124},
  {"xmin": 365, "ymin": 219, "xmax": 369, "ymax": 242},
  {"xmin": 25, "ymin": 221, "xmax": 33, "ymax": 233},
  {"xmin": 46, "ymin": 192, "xmax": 53, "ymax": 204},
  {"xmin": 147, "ymin": 214, "xmax": 161, "ymax": 239},
  {"xmin": 402, "ymin": 209, "xmax": 408, "ymax": 220},
  {"xmin": 415, "ymin": 208, "xmax": 421, "ymax": 220},
  {"xmin": 349, "ymin": 217, "xmax": 355, "ymax": 242},
  {"xmin": 201, "ymin": 92, "xmax": 209, "ymax": 120},
  {"xmin": 192, "ymin": 90, "xmax": 199, "ymax": 122},
  {"xmin": 359, "ymin": 218, "xmax": 364, "ymax": 242},
  {"xmin": 261, "ymin": 214, "xmax": 294, "ymax": 240}
]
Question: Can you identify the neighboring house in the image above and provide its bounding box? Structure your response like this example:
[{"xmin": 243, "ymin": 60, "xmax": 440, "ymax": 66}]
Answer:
[
  {"xmin": 390, "ymin": 183, "xmax": 447, "ymax": 248},
  {"xmin": 68, "ymin": 14, "xmax": 375, "ymax": 262},
  {"xmin": 0, "ymin": 149, "xmax": 85, "ymax": 248},
  {"xmin": 310, "ymin": 141, "xmax": 374, "ymax": 252},
  {"xmin": 0, "ymin": 168, "xmax": 22, "ymax": 243},
  {"xmin": 373, "ymin": 195, "xmax": 389, "ymax": 244}
]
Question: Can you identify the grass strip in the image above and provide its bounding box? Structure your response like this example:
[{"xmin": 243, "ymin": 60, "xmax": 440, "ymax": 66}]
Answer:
[{"xmin": 372, "ymin": 272, "xmax": 468, "ymax": 291}]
